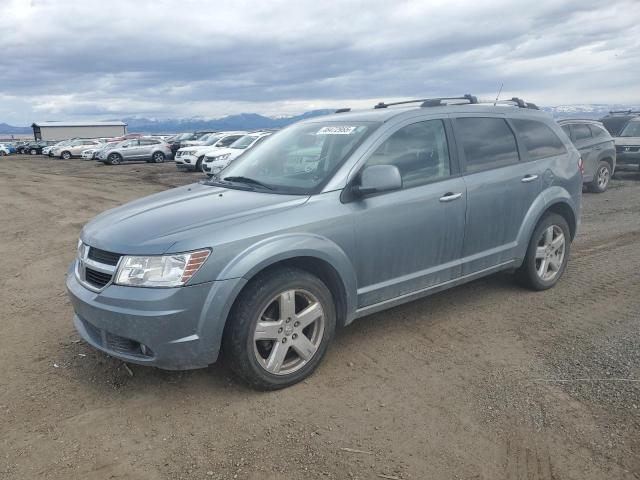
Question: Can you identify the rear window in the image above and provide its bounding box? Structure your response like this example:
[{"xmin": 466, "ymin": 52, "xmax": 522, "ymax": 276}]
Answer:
[
  {"xmin": 600, "ymin": 116, "xmax": 632, "ymax": 136},
  {"xmin": 573, "ymin": 124, "xmax": 592, "ymax": 140},
  {"xmin": 456, "ymin": 117, "xmax": 519, "ymax": 173},
  {"xmin": 589, "ymin": 124, "xmax": 610, "ymax": 139},
  {"xmin": 511, "ymin": 119, "xmax": 567, "ymax": 160}
]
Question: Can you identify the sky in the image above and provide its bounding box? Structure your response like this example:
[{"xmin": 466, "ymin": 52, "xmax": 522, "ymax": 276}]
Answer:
[{"xmin": 1, "ymin": 0, "xmax": 639, "ymax": 125}]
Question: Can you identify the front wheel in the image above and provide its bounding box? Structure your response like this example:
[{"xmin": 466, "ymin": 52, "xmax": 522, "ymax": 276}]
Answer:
[
  {"xmin": 107, "ymin": 153, "xmax": 122, "ymax": 165},
  {"xmin": 152, "ymin": 151, "xmax": 165, "ymax": 163},
  {"xmin": 30, "ymin": 149, "xmax": 37, "ymax": 155},
  {"xmin": 223, "ymin": 267, "xmax": 336, "ymax": 390},
  {"xmin": 61, "ymin": 151, "xmax": 71, "ymax": 160},
  {"xmin": 516, "ymin": 213, "xmax": 571, "ymax": 291},
  {"xmin": 589, "ymin": 161, "xmax": 611, "ymax": 193}
]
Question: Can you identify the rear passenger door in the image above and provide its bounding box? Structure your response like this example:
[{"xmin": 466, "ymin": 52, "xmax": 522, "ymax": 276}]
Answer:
[
  {"xmin": 139, "ymin": 139, "xmax": 158, "ymax": 159},
  {"xmin": 453, "ymin": 116, "xmax": 541, "ymax": 274},
  {"xmin": 353, "ymin": 118, "xmax": 467, "ymax": 307}
]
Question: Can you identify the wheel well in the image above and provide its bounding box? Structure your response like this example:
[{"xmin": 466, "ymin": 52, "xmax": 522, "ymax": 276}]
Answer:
[
  {"xmin": 601, "ymin": 157, "xmax": 614, "ymax": 171},
  {"xmin": 231, "ymin": 257, "xmax": 348, "ymax": 328},
  {"xmin": 547, "ymin": 202, "xmax": 577, "ymax": 240}
]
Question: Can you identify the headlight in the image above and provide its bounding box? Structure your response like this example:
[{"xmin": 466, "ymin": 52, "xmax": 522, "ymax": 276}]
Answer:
[
  {"xmin": 114, "ymin": 250, "xmax": 210, "ymax": 287},
  {"xmin": 216, "ymin": 153, "xmax": 231, "ymax": 161}
]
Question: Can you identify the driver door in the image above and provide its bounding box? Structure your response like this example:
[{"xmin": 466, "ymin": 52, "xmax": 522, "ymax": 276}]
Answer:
[{"xmin": 351, "ymin": 118, "xmax": 467, "ymax": 308}]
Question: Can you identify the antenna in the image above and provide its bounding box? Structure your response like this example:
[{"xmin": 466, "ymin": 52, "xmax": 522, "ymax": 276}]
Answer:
[{"xmin": 494, "ymin": 82, "xmax": 504, "ymax": 106}]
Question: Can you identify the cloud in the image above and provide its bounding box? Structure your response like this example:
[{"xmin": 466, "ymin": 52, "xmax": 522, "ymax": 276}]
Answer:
[{"xmin": 0, "ymin": 0, "xmax": 639, "ymax": 124}]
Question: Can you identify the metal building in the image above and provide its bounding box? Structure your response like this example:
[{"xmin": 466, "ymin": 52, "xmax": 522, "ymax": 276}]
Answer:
[{"xmin": 31, "ymin": 121, "xmax": 127, "ymax": 141}]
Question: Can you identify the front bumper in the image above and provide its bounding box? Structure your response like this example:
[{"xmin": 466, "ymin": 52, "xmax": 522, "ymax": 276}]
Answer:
[
  {"xmin": 202, "ymin": 159, "xmax": 229, "ymax": 175},
  {"xmin": 174, "ymin": 154, "xmax": 199, "ymax": 170},
  {"xmin": 66, "ymin": 263, "xmax": 247, "ymax": 370},
  {"xmin": 616, "ymin": 149, "xmax": 640, "ymax": 166}
]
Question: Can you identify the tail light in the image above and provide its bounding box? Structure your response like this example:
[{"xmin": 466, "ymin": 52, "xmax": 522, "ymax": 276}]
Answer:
[{"xmin": 578, "ymin": 157, "xmax": 585, "ymax": 176}]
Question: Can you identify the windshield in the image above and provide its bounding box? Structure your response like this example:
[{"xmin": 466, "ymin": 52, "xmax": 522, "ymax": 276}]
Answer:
[
  {"xmin": 217, "ymin": 121, "xmax": 380, "ymax": 194},
  {"xmin": 203, "ymin": 134, "xmax": 224, "ymax": 146},
  {"xmin": 600, "ymin": 116, "xmax": 633, "ymax": 136},
  {"xmin": 620, "ymin": 121, "xmax": 640, "ymax": 137},
  {"xmin": 230, "ymin": 135, "xmax": 260, "ymax": 149}
]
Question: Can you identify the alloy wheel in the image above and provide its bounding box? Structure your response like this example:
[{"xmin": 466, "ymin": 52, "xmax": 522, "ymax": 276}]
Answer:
[
  {"xmin": 253, "ymin": 289, "xmax": 325, "ymax": 376},
  {"xmin": 597, "ymin": 166, "xmax": 610, "ymax": 190},
  {"xmin": 535, "ymin": 225, "xmax": 565, "ymax": 282}
]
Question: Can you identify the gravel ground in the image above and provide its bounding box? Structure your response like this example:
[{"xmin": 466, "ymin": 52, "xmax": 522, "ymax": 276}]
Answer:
[{"xmin": 0, "ymin": 155, "xmax": 639, "ymax": 480}]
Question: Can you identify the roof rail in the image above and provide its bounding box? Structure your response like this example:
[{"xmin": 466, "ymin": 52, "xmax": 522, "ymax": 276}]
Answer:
[
  {"xmin": 335, "ymin": 108, "xmax": 351, "ymax": 113},
  {"xmin": 484, "ymin": 97, "xmax": 539, "ymax": 110},
  {"xmin": 609, "ymin": 110, "xmax": 640, "ymax": 115},
  {"xmin": 374, "ymin": 94, "xmax": 478, "ymax": 109}
]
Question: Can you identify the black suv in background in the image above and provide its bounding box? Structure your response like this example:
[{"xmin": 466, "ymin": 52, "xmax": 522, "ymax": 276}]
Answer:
[
  {"xmin": 600, "ymin": 111, "xmax": 640, "ymax": 171},
  {"xmin": 167, "ymin": 131, "xmax": 216, "ymax": 155}
]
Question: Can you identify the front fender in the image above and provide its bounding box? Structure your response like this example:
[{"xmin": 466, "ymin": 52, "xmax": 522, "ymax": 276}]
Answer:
[{"xmin": 217, "ymin": 233, "xmax": 358, "ymax": 323}]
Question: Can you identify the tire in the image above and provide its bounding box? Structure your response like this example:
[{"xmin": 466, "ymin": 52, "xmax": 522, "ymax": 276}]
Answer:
[
  {"xmin": 61, "ymin": 151, "xmax": 71, "ymax": 160},
  {"xmin": 0, "ymin": 151, "xmax": 5, "ymax": 156},
  {"xmin": 589, "ymin": 161, "xmax": 611, "ymax": 193},
  {"xmin": 107, "ymin": 153, "xmax": 122, "ymax": 165},
  {"xmin": 223, "ymin": 267, "xmax": 336, "ymax": 390},
  {"xmin": 195, "ymin": 156, "xmax": 204, "ymax": 172},
  {"xmin": 152, "ymin": 151, "xmax": 165, "ymax": 163},
  {"xmin": 30, "ymin": 149, "xmax": 37, "ymax": 155},
  {"xmin": 515, "ymin": 213, "xmax": 571, "ymax": 291}
]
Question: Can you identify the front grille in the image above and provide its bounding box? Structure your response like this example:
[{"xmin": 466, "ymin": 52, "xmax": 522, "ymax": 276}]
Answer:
[
  {"xmin": 85, "ymin": 267, "xmax": 112, "ymax": 288},
  {"xmin": 88, "ymin": 247, "xmax": 121, "ymax": 266}
]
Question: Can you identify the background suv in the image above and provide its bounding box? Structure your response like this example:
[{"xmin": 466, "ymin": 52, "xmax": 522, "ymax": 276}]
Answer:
[
  {"xmin": 202, "ymin": 132, "xmax": 272, "ymax": 176},
  {"xmin": 53, "ymin": 139, "xmax": 103, "ymax": 159},
  {"xmin": 67, "ymin": 96, "xmax": 581, "ymax": 390},
  {"xmin": 559, "ymin": 119, "xmax": 616, "ymax": 192},
  {"xmin": 174, "ymin": 132, "xmax": 247, "ymax": 172},
  {"xmin": 98, "ymin": 138, "xmax": 172, "ymax": 164},
  {"xmin": 600, "ymin": 111, "xmax": 640, "ymax": 171}
]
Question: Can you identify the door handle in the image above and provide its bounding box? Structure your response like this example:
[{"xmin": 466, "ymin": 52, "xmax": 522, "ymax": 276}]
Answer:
[
  {"xmin": 439, "ymin": 192, "xmax": 463, "ymax": 202},
  {"xmin": 521, "ymin": 174, "xmax": 538, "ymax": 183}
]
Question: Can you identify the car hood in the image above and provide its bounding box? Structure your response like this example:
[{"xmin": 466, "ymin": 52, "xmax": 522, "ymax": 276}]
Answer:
[
  {"xmin": 614, "ymin": 137, "xmax": 640, "ymax": 146},
  {"xmin": 81, "ymin": 182, "xmax": 308, "ymax": 255}
]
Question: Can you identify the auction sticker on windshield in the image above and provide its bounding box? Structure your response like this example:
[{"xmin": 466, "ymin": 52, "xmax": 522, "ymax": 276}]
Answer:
[{"xmin": 317, "ymin": 126, "xmax": 357, "ymax": 135}]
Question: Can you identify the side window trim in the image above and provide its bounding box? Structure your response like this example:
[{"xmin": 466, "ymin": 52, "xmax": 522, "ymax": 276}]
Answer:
[{"xmin": 452, "ymin": 114, "xmax": 521, "ymax": 174}]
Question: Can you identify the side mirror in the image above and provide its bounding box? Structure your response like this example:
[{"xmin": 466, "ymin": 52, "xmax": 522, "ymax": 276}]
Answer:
[{"xmin": 353, "ymin": 164, "xmax": 402, "ymax": 196}]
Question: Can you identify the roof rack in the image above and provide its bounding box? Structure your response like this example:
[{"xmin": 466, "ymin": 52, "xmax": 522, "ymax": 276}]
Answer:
[
  {"xmin": 374, "ymin": 94, "xmax": 478, "ymax": 109},
  {"xmin": 608, "ymin": 110, "xmax": 640, "ymax": 115},
  {"xmin": 335, "ymin": 108, "xmax": 351, "ymax": 113}
]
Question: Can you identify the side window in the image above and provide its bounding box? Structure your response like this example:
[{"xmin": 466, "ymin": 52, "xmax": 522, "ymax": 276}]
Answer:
[
  {"xmin": 364, "ymin": 119, "xmax": 450, "ymax": 188},
  {"xmin": 589, "ymin": 124, "xmax": 609, "ymax": 139},
  {"xmin": 561, "ymin": 125, "xmax": 572, "ymax": 138},
  {"xmin": 573, "ymin": 124, "xmax": 592, "ymax": 141},
  {"xmin": 511, "ymin": 119, "xmax": 567, "ymax": 160},
  {"xmin": 456, "ymin": 117, "xmax": 519, "ymax": 173}
]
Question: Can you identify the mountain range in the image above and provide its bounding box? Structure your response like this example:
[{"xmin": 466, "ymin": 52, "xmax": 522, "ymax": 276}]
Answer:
[{"xmin": 2, "ymin": 104, "xmax": 639, "ymax": 136}]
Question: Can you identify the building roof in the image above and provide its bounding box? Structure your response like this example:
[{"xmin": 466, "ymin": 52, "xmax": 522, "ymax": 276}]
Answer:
[{"xmin": 32, "ymin": 121, "xmax": 127, "ymax": 127}]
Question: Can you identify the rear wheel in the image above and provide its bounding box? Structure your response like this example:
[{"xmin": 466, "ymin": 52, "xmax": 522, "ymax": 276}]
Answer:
[
  {"xmin": 516, "ymin": 213, "xmax": 570, "ymax": 290},
  {"xmin": 589, "ymin": 161, "xmax": 611, "ymax": 193},
  {"xmin": 61, "ymin": 151, "xmax": 71, "ymax": 160},
  {"xmin": 195, "ymin": 155, "xmax": 204, "ymax": 171},
  {"xmin": 223, "ymin": 267, "xmax": 336, "ymax": 390},
  {"xmin": 152, "ymin": 151, "xmax": 165, "ymax": 163},
  {"xmin": 30, "ymin": 149, "xmax": 37, "ymax": 155},
  {"xmin": 107, "ymin": 153, "xmax": 122, "ymax": 165}
]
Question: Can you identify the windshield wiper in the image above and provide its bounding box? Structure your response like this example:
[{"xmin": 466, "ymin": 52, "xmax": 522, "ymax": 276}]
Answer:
[{"xmin": 223, "ymin": 176, "xmax": 274, "ymax": 190}]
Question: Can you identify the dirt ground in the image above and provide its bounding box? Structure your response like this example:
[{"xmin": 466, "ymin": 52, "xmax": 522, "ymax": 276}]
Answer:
[{"xmin": 1, "ymin": 155, "xmax": 639, "ymax": 480}]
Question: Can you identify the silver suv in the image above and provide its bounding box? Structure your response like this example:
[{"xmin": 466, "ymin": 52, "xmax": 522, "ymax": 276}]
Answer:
[
  {"xmin": 558, "ymin": 119, "xmax": 616, "ymax": 193},
  {"xmin": 98, "ymin": 138, "xmax": 172, "ymax": 164},
  {"xmin": 67, "ymin": 95, "xmax": 582, "ymax": 390}
]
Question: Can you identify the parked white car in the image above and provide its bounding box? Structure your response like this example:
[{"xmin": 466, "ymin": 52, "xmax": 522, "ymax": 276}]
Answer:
[
  {"xmin": 202, "ymin": 132, "xmax": 272, "ymax": 176},
  {"xmin": 81, "ymin": 148, "xmax": 99, "ymax": 160},
  {"xmin": 174, "ymin": 132, "xmax": 247, "ymax": 171},
  {"xmin": 0, "ymin": 144, "xmax": 11, "ymax": 156},
  {"xmin": 43, "ymin": 139, "xmax": 75, "ymax": 156},
  {"xmin": 51, "ymin": 139, "xmax": 103, "ymax": 159}
]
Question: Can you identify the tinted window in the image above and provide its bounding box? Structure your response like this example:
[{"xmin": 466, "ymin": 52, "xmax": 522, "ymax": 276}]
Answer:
[
  {"xmin": 365, "ymin": 120, "xmax": 450, "ymax": 188},
  {"xmin": 456, "ymin": 117, "xmax": 519, "ymax": 173},
  {"xmin": 600, "ymin": 116, "xmax": 631, "ymax": 136},
  {"xmin": 589, "ymin": 124, "xmax": 609, "ymax": 139},
  {"xmin": 573, "ymin": 124, "xmax": 592, "ymax": 140},
  {"xmin": 140, "ymin": 139, "xmax": 159, "ymax": 145},
  {"xmin": 511, "ymin": 119, "xmax": 567, "ymax": 160}
]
